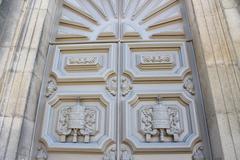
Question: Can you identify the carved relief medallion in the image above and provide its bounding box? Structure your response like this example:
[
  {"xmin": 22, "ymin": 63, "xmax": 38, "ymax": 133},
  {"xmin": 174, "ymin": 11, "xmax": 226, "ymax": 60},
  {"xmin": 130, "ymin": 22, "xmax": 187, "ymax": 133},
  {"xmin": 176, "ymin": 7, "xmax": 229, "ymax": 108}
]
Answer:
[
  {"xmin": 56, "ymin": 101, "xmax": 97, "ymax": 143},
  {"xmin": 103, "ymin": 145, "xmax": 116, "ymax": 160},
  {"xmin": 106, "ymin": 76, "xmax": 117, "ymax": 96},
  {"xmin": 121, "ymin": 76, "xmax": 133, "ymax": 96},
  {"xmin": 103, "ymin": 145, "xmax": 133, "ymax": 160},
  {"xmin": 106, "ymin": 75, "xmax": 132, "ymax": 96}
]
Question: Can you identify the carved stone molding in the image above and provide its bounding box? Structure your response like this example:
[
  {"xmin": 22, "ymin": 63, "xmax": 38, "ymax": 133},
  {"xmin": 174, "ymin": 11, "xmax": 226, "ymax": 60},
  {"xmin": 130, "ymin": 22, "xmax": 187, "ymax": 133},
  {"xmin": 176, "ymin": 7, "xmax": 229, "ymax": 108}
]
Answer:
[
  {"xmin": 140, "ymin": 98, "xmax": 183, "ymax": 142},
  {"xmin": 56, "ymin": 101, "xmax": 97, "ymax": 143},
  {"xmin": 35, "ymin": 144, "xmax": 48, "ymax": 160},
  {"xmin": 183, "ymin": 76, "xmax": 195, "ymax": 95},
  {"xmin": 106, "ymin": 75, "xmax": 132, "ymax": 96},
  {"xmin": 45, "ymin": 79, "xmax": 57, "ymax": 97}
]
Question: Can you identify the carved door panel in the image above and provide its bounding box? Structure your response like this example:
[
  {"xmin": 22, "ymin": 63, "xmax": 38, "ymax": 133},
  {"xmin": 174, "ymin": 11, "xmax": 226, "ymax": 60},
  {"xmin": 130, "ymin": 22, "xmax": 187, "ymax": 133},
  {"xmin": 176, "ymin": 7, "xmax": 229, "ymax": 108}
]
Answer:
[
  {"xmin": 35, "ymin": 44, "xmax": 119, "ymax": 160},
  {"xmin": 120, "ymin": 42, "xmax": 209, "ymax": 159}
]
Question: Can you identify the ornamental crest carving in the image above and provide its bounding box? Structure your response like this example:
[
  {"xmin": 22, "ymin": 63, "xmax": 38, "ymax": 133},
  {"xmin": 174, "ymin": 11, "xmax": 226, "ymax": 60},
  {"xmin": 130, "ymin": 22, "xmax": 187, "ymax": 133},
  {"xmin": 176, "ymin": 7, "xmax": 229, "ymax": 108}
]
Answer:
[
  {"xmin": 35, "ymin": 144, "xmax": 48, "ymax": 160},
  {"xmin": 103, "ymin": 145, "xmax": 133, "ymax": 160},
  {"xmin": 192, "ymin": 144, "xmax": 205, "ymax": 160},
  {"xmin": 46, "ymin": 79, "xmax": 57, "ymax": 97},
  {"xmin": 56, "ymin": 101, "xmax": 97, "ymax": 143},
  {"xmin": 183, "ymin": 76, "xmax": 195, "ymax": 95},
  {"xmin": 106, "ymin": 76, "xmax": 117, "ymax": 96},
  {"xmin": 140, "ymin": 99, "xmax": 183, "ymax": 142},
  {"xmin": 106, "ymin": 75, "xmax": 132, "ymax": 96}
]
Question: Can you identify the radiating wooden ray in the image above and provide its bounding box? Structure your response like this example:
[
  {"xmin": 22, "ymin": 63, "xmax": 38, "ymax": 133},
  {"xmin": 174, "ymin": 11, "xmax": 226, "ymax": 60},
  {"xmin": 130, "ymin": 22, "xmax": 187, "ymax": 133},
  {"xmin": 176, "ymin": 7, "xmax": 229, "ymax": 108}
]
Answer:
[
  {"xmin": 88, "ymin": 0, "xmax": 108, "ymax": 21},
  {"xmin": 56, "ymin": 0, "xmax": 186, "ymax": 42},
  {"xmin": 122, "ymin": 0, "xmax": 131, "ymax": 17},
  {"xmin": 147, "ymin": 15, "xmax": 182, "ymax": 31},
  {"xmin": 59, "ymin": 19, "xmax": 92, "ymax": 32},
  {"xmin": 107, "ymin": 0, "xmax": 117, "ymax": 18},
  {"xmin": 63, "ymin": 1, "xmax": 99, "ymax": 25},
  {"xmin": 140, "ymin": 0, "xmax": 179, "ymax": 24},
  {"xmin": 131, "ymin": 0, "xmax": 152, "ymax": 20}
]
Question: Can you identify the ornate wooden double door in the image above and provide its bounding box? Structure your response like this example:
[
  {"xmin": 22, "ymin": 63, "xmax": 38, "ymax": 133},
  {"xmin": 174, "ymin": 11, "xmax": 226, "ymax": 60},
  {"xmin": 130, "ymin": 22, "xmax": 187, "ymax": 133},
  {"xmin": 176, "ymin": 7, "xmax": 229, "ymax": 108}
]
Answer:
[{"xmin": 34, "ymin": 0, "xmax": 211, "ymax": 160}]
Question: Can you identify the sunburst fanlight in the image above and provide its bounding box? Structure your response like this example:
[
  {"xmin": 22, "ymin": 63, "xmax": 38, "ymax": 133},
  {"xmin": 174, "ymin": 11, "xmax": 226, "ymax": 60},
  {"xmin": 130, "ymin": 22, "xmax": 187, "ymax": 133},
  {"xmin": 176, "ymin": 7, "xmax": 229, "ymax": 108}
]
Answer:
[{"xmin": 56, "ymin": 0, "xmax": 185, "ymax": 42}]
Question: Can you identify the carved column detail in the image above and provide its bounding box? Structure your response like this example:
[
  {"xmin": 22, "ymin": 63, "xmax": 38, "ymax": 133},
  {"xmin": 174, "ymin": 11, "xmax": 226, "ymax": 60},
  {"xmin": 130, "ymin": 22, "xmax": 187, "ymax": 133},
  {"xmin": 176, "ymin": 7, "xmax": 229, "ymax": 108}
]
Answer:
[
  {"xmin": 183, "ymin": 76, "xmax": 195, "ymax": 95},
  {"xmin": 140, "ymin": 98, "xmax": 183, "ymax": 142},
  {"xmin": 106, "ymin": 75, "xmax": 132, "ymax": 96},
  {"xmin": 56, "ymin": 101, "xmax": 97, "ymax": 143},
  {"xmin": 46, "ymin": 79, "xmax": 57, "ymax": 97}
]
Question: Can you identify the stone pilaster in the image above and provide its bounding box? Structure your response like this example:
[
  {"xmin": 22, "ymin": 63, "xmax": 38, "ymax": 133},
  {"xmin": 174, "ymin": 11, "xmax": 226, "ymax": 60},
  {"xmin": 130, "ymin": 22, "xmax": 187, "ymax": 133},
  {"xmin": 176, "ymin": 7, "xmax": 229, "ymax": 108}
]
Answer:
[
  {"xmin": 0, "ymin": 0, "xmax": 59, "ymax": 159},
  {"xmin": 185, "ymin": 0, "xmax": 240, "ymax": 159}
]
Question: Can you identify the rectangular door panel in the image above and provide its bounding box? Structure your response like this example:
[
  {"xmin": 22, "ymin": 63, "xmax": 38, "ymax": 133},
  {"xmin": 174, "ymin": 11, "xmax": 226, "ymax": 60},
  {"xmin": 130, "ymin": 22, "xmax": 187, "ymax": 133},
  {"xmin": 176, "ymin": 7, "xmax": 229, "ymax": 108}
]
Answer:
[
  {"xmin": 35, "ymin": 44, "xmax": 119, "ymax": 160},
  {"xmin": 120, "ymin": 42, "xmax": 206, "ymax": 159},
  {"xmin": 122, "ymin": 42, "xmax": 191, "ymax": 81},
  {"xmin": 52, "ymin": 44, "xmax": 117, "ymax": 82}
]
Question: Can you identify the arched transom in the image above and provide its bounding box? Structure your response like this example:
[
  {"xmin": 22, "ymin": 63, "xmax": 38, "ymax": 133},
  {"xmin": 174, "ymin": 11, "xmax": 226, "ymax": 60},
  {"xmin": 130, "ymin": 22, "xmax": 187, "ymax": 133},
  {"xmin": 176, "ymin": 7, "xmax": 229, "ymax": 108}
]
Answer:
[{"xmin": 57, "ymin": 0, "xmax": 186, "ymax": 42}]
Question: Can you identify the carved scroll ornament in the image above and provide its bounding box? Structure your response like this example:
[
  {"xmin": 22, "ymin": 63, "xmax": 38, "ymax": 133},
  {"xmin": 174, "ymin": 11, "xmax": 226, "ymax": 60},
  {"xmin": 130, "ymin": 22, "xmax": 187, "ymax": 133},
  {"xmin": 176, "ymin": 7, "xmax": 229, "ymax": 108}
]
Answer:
[
  {"xmin": 56, "ymin": 102, "xmax": 97, "ymax": 143},
  {"xmin": 140, "ymin": 99, "xmax": 183, "ymax": 142}
]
